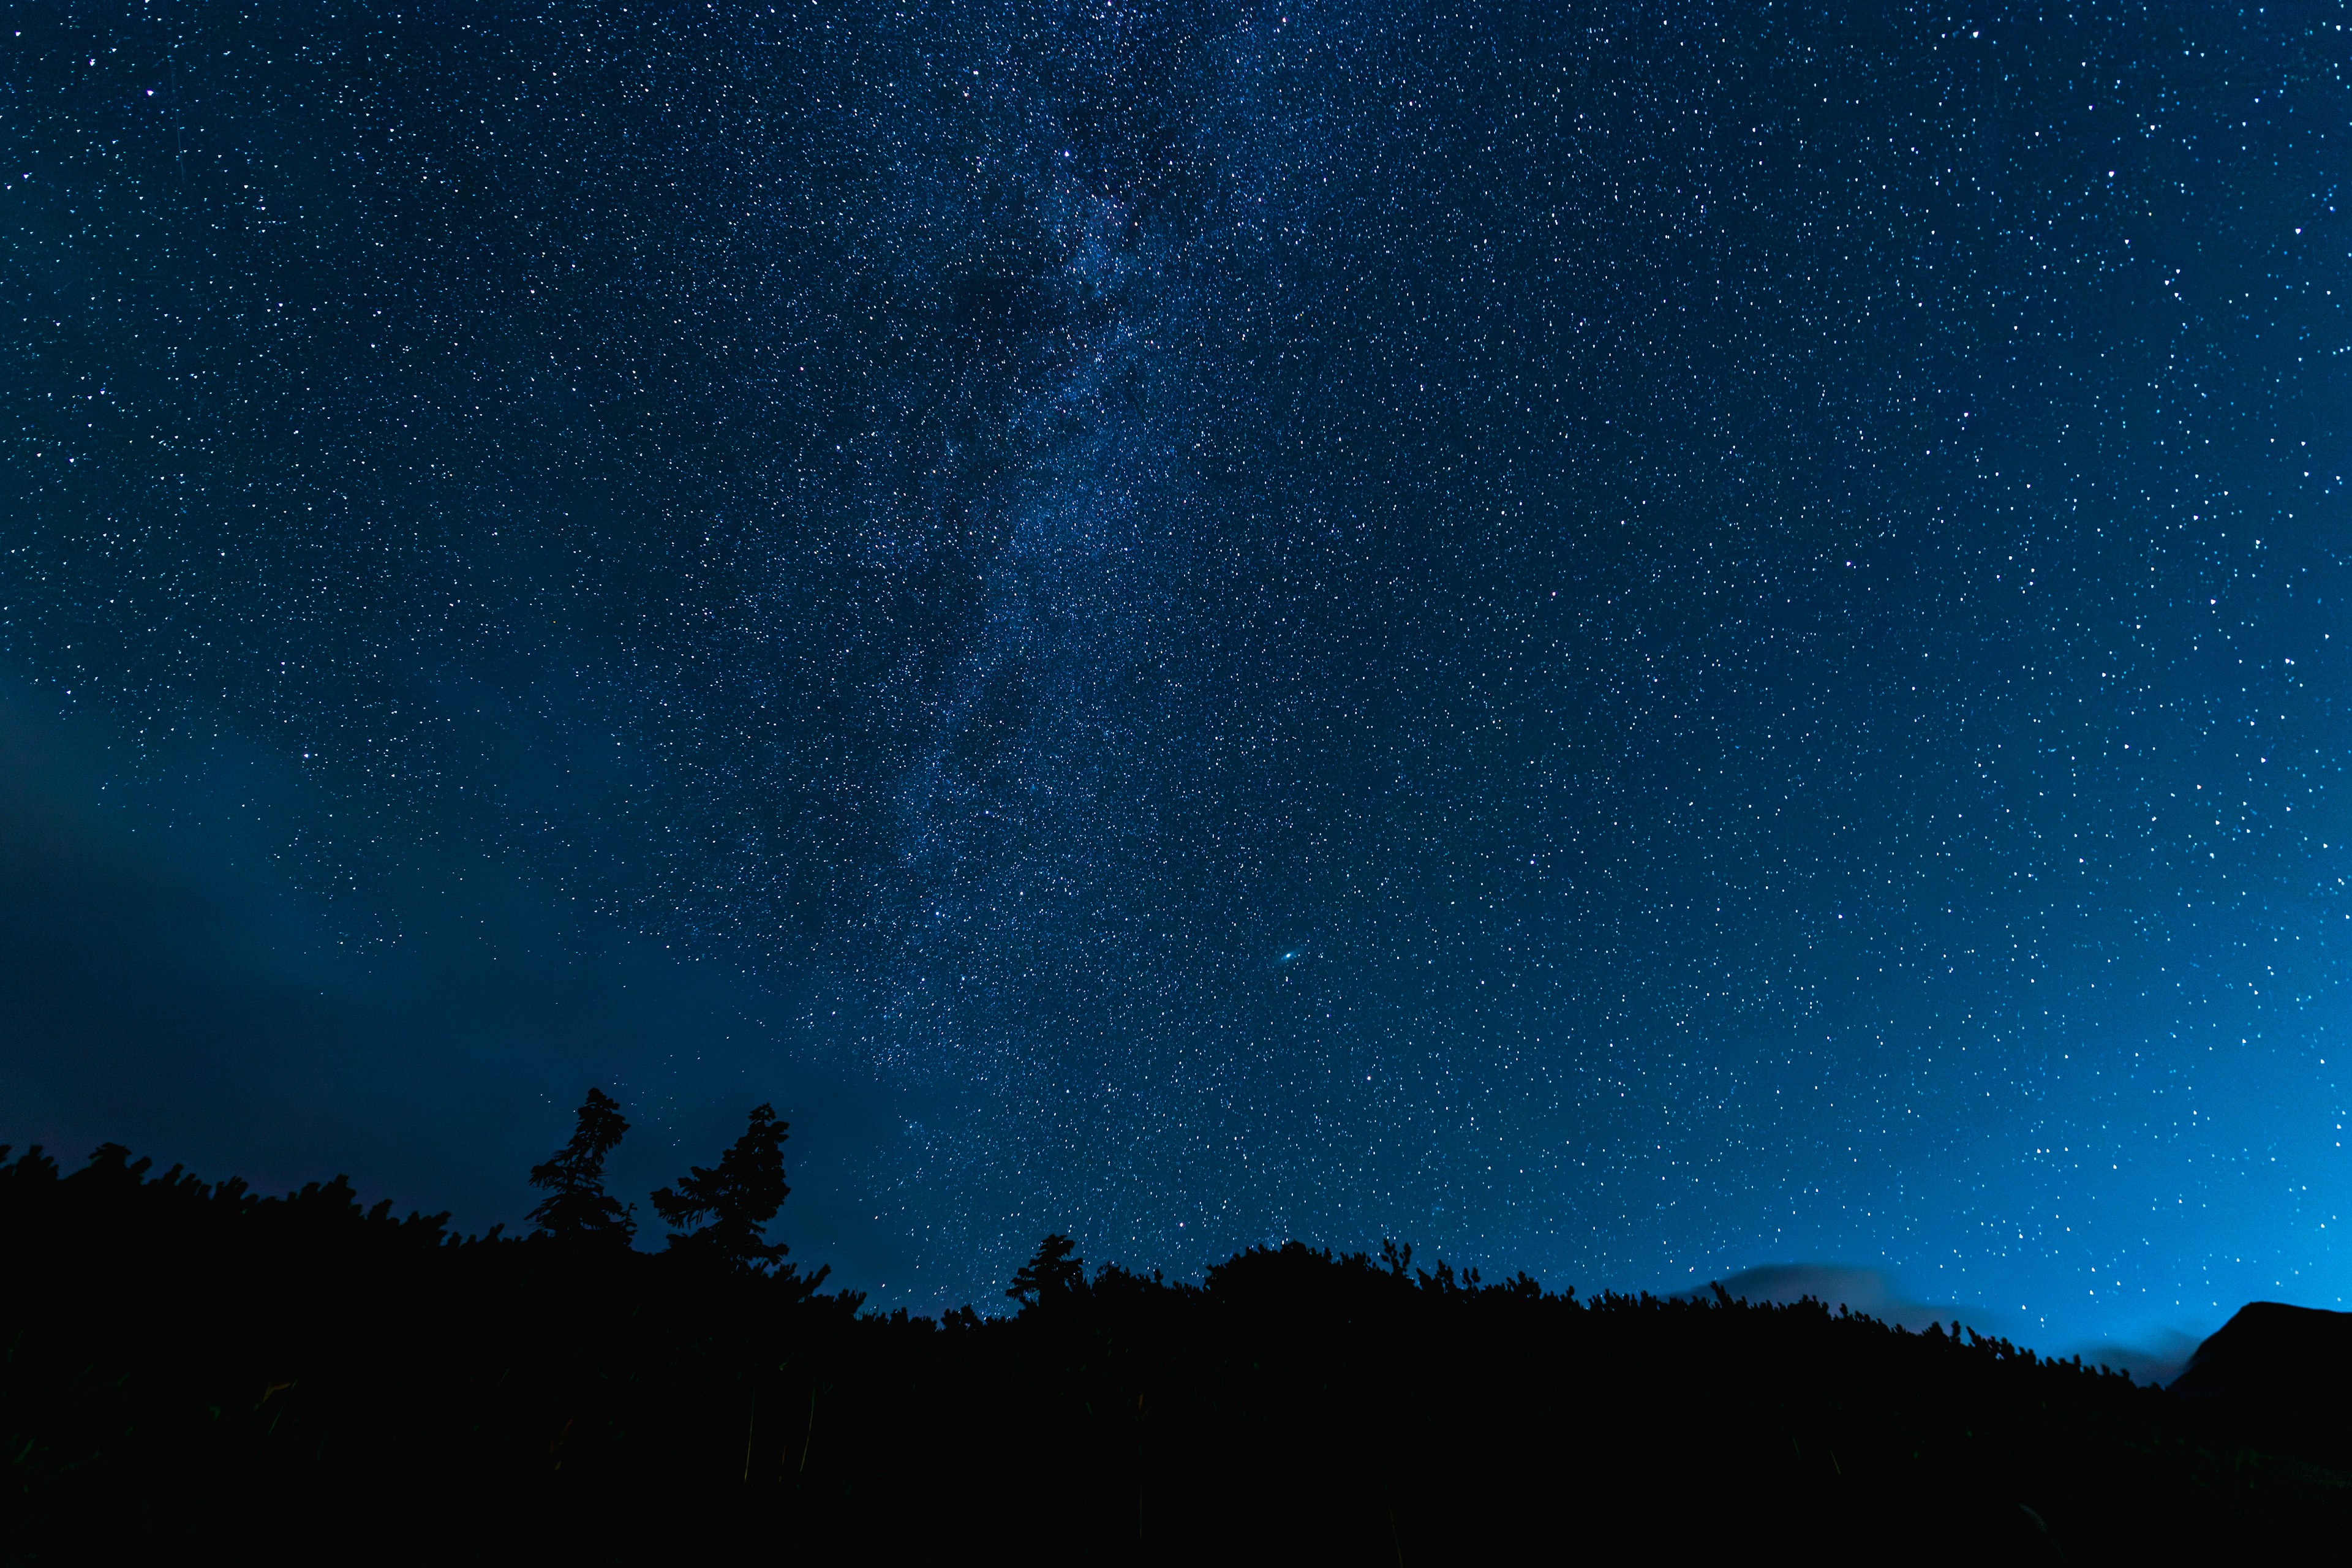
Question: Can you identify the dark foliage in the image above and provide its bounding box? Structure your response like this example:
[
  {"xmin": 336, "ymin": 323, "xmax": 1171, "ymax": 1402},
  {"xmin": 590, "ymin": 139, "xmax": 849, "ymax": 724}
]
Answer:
[
  {"xmin": 5, "ymin": 1142, "xmax": 2350, "ymax": 1564},
  {"xmin": 1006, "ymin": 1232, "xmax": 1085, "ymax": 1307},
  {"xmin": 650, "ymin": 1103, "xmax": 795, "ymax": 1273},
  {"xmin": 527, "ymin": 1088, "xmax": 636, "ymax": 1246}
]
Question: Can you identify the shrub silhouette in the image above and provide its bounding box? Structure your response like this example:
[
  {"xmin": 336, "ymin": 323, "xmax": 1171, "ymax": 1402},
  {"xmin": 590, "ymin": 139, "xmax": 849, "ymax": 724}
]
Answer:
[
  {"xmin": 650, "ymin": 1102, "xmax": 794, "ymax": 1271},
  {"xmin": 4, "ymin": 1137, "xmax": 2349, "ymax": 1562},
  {"xmin": 527, "ymin": 1087, "xmax": 636, "ymax": 1246}
]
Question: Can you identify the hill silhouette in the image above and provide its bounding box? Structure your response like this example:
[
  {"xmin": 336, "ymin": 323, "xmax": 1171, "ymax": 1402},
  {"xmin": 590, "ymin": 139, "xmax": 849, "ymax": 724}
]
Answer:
[
  {"xmin": 4, "ymin": 1138, "xmax": 2349, "ymax": 1562},
  {"xmin": 2170, "ymin": 1302, "xmax": 2352, "ymax": 1444}
]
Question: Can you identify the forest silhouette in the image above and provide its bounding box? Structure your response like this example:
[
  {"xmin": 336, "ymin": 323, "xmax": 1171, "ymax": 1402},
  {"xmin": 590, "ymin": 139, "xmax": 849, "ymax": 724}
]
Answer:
[{"xmin": 5, "ymin": 1093, "xmax": 2348, "ymax": 1561}]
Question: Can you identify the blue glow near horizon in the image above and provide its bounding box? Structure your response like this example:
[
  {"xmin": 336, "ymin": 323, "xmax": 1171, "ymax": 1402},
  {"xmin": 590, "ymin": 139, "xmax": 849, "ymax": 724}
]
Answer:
[{"xmin": 1, "ymin": 1, "xmax": 2345, "ymax": 1363}]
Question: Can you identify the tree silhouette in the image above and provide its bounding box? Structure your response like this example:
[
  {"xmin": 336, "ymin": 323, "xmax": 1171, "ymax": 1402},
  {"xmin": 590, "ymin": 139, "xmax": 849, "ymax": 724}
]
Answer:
[
  {"xmin": 651, "ymin": 1103, "xmax": 793, "ymax": 1270},
  {"xmin": 527, "ymin": 1088, "xmax": 636, "ymax": 1246},
  {"xmin": 9, "ymin": 1132, "xmax": 2343, "ymax": 1560},
  {"xmin": 1007, "ymin": 1233, "xmax": 1085, "ymax": 1308}
]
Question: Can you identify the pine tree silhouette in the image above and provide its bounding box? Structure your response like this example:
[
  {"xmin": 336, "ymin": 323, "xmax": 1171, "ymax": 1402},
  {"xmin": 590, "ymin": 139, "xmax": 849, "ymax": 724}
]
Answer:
[
  {"xmin": 650, "ymin": 1103, "xmax": 793, "ymax": 1270},
  {"xmin": 1007, "ymin": 1233, "xmax": 1085, "ymax": 1308},
  {"xmin": 527, "ymin": 1088, "xmax": 636, "ymax": 1245}
]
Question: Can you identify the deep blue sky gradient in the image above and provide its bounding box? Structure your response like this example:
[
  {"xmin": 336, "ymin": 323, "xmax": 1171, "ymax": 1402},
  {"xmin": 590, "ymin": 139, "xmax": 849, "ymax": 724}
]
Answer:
[{"xmin": 4, "ymin": 1, "xmax": 2349, "ymax": 1354}]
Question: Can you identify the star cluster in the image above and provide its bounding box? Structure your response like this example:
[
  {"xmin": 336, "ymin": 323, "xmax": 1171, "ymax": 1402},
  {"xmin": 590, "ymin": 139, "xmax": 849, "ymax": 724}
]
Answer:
[{"xmin": 4, "ymin": 1, "xmax": 2348, "ymax": 1342}]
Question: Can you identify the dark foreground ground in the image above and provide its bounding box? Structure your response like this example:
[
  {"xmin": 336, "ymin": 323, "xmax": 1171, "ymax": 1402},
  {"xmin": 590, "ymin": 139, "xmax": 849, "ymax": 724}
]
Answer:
[{"xmin": 6, "ymin": 1145, "xmax": 2348, "ymax": 1562}]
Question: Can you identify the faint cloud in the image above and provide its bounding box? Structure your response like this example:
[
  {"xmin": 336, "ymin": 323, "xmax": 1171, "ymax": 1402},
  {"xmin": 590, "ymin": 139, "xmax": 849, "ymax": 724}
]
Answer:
[
  {"xmin": 2067, "ymin": 1329, "xmax": 2199, "ymax": 1387},
  {"xmin": 1681, "ymin": 1264, "xmax": 2198, "ymax": 1382},
  {"xmin": 1684, "ymin": 1263, "xmax": 2010, "ymax": 1338}
]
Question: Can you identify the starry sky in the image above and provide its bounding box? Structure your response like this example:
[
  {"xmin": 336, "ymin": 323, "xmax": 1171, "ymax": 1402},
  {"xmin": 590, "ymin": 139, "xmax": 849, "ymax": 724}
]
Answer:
[{"xmin": 4, "ymin": 1, "xmax": 2348, "ymax": 1352}]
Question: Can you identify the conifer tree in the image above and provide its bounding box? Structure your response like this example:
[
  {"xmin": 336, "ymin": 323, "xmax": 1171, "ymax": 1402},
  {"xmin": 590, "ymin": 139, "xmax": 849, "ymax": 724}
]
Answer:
[
  {"xmin": 651, "ymin": 1102, "xmax": 793, "ymax": 1270},
  {"xmin": 1007, "ymin": 1233, "xmax": 1085, "ymax": 1308},
  {"xmin": 527, "ymin": 1088, "xmax": 636, "ymax": 1245}
]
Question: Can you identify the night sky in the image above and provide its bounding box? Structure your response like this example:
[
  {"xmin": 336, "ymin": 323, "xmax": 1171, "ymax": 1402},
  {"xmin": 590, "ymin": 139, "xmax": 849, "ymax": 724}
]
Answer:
[{"xmin": 5, "ymin": 1, "xmax": 2348, "ymax": 1358}]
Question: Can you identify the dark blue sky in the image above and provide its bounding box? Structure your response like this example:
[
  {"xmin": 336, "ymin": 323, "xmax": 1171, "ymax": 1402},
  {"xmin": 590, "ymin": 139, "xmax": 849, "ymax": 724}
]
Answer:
[{"xmin": 4, "ymin": 0, "xmax": 2347, "ymax": 1353}]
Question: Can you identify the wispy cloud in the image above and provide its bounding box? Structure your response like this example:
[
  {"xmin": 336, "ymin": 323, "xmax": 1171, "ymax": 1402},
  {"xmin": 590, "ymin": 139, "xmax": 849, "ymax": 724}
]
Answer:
[
  {"xmin": 1681, "ymin": 1263, "xmax": 2200, "ymax": 1383},
  {"xmin": 0, "ymin": 681, "xmax": 922, "ymax": 1286},
  {"xmin": 1683, "ymin": 1263, "xmax": 2008, "ymax": 1336}
]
